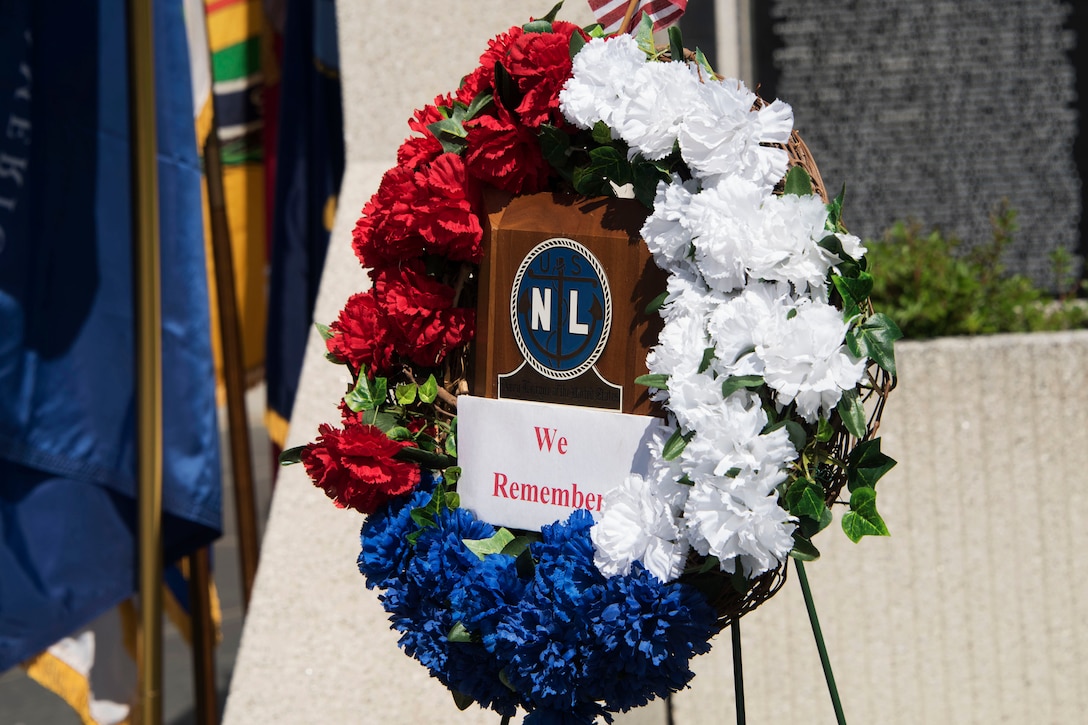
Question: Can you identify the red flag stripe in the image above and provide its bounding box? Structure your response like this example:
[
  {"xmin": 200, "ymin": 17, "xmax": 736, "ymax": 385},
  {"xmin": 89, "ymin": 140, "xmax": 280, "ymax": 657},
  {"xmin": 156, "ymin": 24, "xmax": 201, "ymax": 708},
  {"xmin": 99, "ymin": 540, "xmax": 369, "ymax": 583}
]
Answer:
[{"xmin": 586, "ymin": 0, "xmax": 688, "ymax": 34}]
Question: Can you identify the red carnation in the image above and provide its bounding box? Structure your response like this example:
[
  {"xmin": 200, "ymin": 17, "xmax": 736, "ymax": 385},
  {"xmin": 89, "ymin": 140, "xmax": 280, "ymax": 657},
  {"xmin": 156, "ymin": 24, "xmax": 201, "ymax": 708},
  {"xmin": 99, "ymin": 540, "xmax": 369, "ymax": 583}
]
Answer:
[
  {"xmin": 504, "ymin": 21, "xmax": 585, "ymax": 127},
  {"xmin": 464, "ymin": 112, "xmax": 551, "ymax": 194},
  {"xmin": 375, "ymin": 261, "xmax": 475, "ymax": 368},
  {"xmin": 302, "ymin": 422, "xmax": 421, "ymax": 514},
  {"xmin": 326, "ymin": 290, "xmax": 398, "ymax": 377},
  {"xmin": 456, "ymin": 26, "xmax": 525, "ymax": 105},
  {"xmin": 410, "ymin": 153, "xmax": 484, "ymax": 263},
  {"xmin": 351, "ymin": 166, "xmax": 427, "ymax": 269},
  {"xmin": 397, "ymin": 103, "xmax": 445, "ymax": 170}
]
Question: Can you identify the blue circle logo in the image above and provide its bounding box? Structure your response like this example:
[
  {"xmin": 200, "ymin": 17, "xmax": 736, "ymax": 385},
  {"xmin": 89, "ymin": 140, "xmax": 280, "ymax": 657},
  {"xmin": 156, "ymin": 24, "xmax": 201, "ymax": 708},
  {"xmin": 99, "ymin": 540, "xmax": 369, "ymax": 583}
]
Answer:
[{"xmin": 510, "ymin": 238, "xmax": 612, "ymax": 380}]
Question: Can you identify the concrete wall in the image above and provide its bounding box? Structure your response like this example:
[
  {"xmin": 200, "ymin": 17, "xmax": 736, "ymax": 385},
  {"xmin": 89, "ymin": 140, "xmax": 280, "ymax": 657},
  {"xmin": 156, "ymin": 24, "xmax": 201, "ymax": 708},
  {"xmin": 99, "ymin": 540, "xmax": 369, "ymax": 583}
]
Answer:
[{"xmin": 223, "ymin": 3, "xmax": 1088, "ymax": 722}]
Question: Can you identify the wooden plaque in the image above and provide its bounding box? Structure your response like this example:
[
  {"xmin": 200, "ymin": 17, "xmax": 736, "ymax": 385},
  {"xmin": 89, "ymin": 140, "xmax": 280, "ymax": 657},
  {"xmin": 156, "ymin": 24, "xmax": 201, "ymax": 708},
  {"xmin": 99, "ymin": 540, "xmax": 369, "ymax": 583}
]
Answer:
[{"xmin": 473, "ymin": 191, "xmax": 666, "ymax": 417}]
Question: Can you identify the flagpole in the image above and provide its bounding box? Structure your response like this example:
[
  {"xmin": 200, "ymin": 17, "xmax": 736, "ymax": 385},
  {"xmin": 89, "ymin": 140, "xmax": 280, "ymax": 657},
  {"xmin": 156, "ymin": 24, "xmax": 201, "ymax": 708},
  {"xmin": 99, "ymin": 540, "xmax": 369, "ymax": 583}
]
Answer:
[{"xmin": 126, "ymin": 0, "xmax": 164, "ymax": 722}]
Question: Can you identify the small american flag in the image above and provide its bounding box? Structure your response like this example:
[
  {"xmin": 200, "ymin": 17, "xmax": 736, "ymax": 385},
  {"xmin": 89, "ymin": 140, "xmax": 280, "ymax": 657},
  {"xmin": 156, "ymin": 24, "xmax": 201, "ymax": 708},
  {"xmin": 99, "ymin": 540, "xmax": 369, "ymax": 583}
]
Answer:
[{"xmin": 586, "ymin": 0, "xmax": 688, "ymax": 35}]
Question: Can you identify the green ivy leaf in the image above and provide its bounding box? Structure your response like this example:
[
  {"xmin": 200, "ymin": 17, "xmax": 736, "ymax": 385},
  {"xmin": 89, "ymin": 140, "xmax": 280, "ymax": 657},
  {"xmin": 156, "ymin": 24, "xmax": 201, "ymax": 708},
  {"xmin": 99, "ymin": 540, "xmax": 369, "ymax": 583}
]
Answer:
[
  {"xmin": 785, "ymin": 478, "xmax": 826, "ymax": 519},
  {"xmin": 359, "ymin": 409, "xmax": 397, "ymax": 432},
  {"xmin": 418, "ymin": 374, "xmax": 439, "ymax": 404},
  {"xmin": 447, "ymin": 622, "xmax": 473, "ymax": 644},
  {"xmin": 344, "ymin": 373, "xmax": 387, "ymax": 412},
  {"xmin": 395, "ymin": 382, "xmax": 417, "ymax": 405},
  {"xmin": 591, "ymin": 120, "xmax": 613, "ymax": 145},
  {"xmin": 668, "ymin": 25, "xmax": 684, "ymax": 62},
  {"xmin": 789, "ymin": 534, "xmax": 821, "ymax": 561},
  {"xmin": 846, "ymin": 313, "xmax": 903, "ymax": 375},
  {"xmin": 721, "ymin": 374, "xmax": 763, "ymax": 398},
  {"xmin": 842, "ymin": 486, "xmax": 890, "ymax": 542},
  {"xmin": 426, "ymin": 118, "xmax": 468, "ymax": 154},
  {"xmin": 538, "ymin": 124, "xmax": 572, "ymax": 169},
  {"xmin": 569, "ymin": 27, "xmax": 587, "ymax": 59},
  {"xmin": 634, "ymin": 373, "xmax": 669, "ymax": 389},
  {"xmin": 572, "ymin": 164, "xmax": 611, "ymax": 196},
  {"xmin": 522, "ymin": 19, "xmax": 552, "ymax": 33},
  {"xmin": 463, "ymin": 528, "xmax": 516, "ymax": 560},
  {"xmin": 827, "ymin": 184, "xmax": 846, "ymax": 231},
  {"xmin": 451, "ymin": 690, "xmax": 475, "ymax": 711},
  {"xmin": 386, "ymin": 426, "xmax": 413, "ymax": 441},
  {"xmin": 315, "ymin": 322, "xmax": 333, "ymax": 340},
  {"xmin": 539, "ymin": 1, "xmax": 563, "ymax": 22},
  {"xmin": 644, "ymin": 290, "xmax": 668, "ymax": 315},
  {"xmin": 832, "ymin": 272, "xmax": 874, "ymax": 320},
  {"xmin": 816, "ymin": 416, "xmax": 834, "ymax": 442},
  {"xmin": 586, "ymin": 145, "xmax": 632, "ymax": 186},
  {"xmin": 783, "ymin": 166, "xmax": 814, "ymax": 196},
  {"xmin": 662, "ymin": 427, "xmax": 694, "ymax": 461},
  {"xmin": 635, "ymin": 12, "xmax": 655, "ymax": 55},
  {"xmin": 444, "ymin": 466, "xmax": 462, "ymax": 486},
  {"xmin": 847, "ymin": 437, "xmax": 896, "ymax": 491},
  {"xmin": 799, "ymin": 505, "xmax": 834, "ymax": 538},
  {"xmin": 837, "ymin": 388, "xmax": 867, "ymax": 439},
  {"xmin": 464, "ymin": 91, "xmax": 493, "ymax": 121},
  {"xmin": 697, "ymin": 347, "xmax": 716, "ymax": 374},
  {"xmin": 444, "ymin": 431, "xmax": 457, "ymax": 457},
  {"xmin": 631, "ymin": 158, "xmax": 669, "ymax": 208},
  {"xmin": 278, "ymin": 445, "xmax": 305, "ymax": 466},
  {"xmin": 818, "ymin": 235, "xmax": 862, "ymax": 277}
]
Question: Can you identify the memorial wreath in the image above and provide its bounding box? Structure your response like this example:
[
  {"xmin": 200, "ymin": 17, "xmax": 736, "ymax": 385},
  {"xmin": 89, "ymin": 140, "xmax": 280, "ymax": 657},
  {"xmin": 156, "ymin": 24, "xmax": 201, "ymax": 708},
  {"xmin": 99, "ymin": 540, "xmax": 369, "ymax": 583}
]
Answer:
[{"xmin": 285, "ymin": 5, "xmax": 900, "ymax": 723}]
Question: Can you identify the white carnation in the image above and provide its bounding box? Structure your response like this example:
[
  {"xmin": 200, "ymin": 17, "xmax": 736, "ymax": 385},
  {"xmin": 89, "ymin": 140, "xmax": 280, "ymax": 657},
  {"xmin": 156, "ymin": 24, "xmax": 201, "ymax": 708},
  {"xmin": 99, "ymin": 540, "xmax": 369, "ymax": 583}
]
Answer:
[
  {"xmin": 679, "ymin": 80, "xmax": 793, "ymax": 188},
  {"xmin": 759, "ymin": 299, "xmax": 867, "ymax": 423},
  {"xmin": 686, "ymin": 175, "xmax": 768, "ymax": 293},
  {"xmin": 559, "ymin": 35, "xmax": 647, "ymax": 130},
  {"xmin": 683, "ymin": 466, "xmax": 796, "ymax": 577},
  {"xmin": 612, "ymin": 61, "xmax": 703, "ymax": 160},
  {"xmin": 744, "ymin": 193, "xmax": 835, "ymax": 299},
  {"xmin": 641, "ymin": 176, "xmax": 699, "ymax": 271},
  {"xmin": 707, "ymin": 281, "xmax": 795, "ymax": 377}
]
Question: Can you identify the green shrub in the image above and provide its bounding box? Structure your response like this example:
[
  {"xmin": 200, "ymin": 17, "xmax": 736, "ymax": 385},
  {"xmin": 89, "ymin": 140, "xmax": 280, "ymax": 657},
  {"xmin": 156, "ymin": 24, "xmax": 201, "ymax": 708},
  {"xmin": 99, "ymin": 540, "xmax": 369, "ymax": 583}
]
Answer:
[{"xmin": 864, "ymin": 204, "xmax": 1087, "ymax": 339}]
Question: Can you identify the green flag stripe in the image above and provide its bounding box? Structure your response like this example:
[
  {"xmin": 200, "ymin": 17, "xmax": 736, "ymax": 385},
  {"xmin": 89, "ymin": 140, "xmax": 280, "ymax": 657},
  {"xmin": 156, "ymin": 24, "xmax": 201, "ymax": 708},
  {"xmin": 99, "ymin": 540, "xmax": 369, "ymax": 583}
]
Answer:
[{"xmin": 212, "ymin": 37, "xmax": 261, "ymax": 83}]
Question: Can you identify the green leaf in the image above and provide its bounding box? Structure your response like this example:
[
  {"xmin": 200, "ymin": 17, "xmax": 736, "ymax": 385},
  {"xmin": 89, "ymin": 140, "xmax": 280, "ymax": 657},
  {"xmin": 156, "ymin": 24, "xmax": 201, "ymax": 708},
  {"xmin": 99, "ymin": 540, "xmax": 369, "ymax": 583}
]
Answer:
[
  {"xmin": 394, "ymin": 446, "xmax": 456, "ymax": 470},
  {"xmin": 500, "ymin": 534, "xmax": 537, "ymax": 559},
  {"xmin": 789, "ymin": 534, "xmax": 821, "ymax": 561},
  {"xmin": 539, "ymin": 124, "xmax": 572, "ymax": 168},
  {"xmin": 827, "ymin": 184, "xmax": 847, "ymax": 231},
  {"xmin": 846, "ymin": 437, "xmax": 896, "ymax": 491},
  {"xmin": 644, "ymin": 290, "xmax": 668, "ymax": 315},
  {"xmin": 832, "ymin": 272, "xmax": 874, "ymax": 320},
  {"xmin": 444, "ymin": 466, "xmax": 462, "ymax": 486},
  {"xmin": 278, "ymin": 445, "xmax": 305, "ymax": 466},
  {"xmin": 386, "ymin": 426, "xmax": 414, "ymax": 441},
  {"xmin": 721, "ymin": 374, "xmax": 764, "ymax": 398},
  {"xmin": 444, "ymin": 490, "xmax": 460, "ymax": 510},
  {"xmin": 634, "ymin": 373, "xmax": 669, "ymax": 389},
  {"xmin": 816, "ymin": 416, "xmax": 834, "ymax": 442},
  {"xmin": 668, "ymin": 25, "xmax": 684, "ymax": 62},
  {"xmin": 395, "ymin": 382, "xmax": 417, "ymax": 405},
  {"xmin": 841, "ymin": 486, "xmax": 890, "ymax": 542},
  {"xmin": 359, "ymin": 409, "xmax": 397, "ymax": 432},
  {"xmin": 662, "ymin": 427, "xmax": 694, "ymax": 460},
  {"xmin": 315, "ymin": 322, "xmax": 333, "ymax": 340},
  {"xmin": 799, "ymin": 505, "xmax": 834, "ymax": 538},
  {"xmin": 539, "ymin": 1, "xmax": 563, "ymax": 22},
  {"xmin": 444, "ymin": 431, "xmax": 457, "ymax": 457},
  {"xmin": 784, "ymin": 420, "xmax": 807, "ymax": 450},
  {"xmin": 846, "ymin": 313, "xmax": 903, "ymax": 375},
  {"xmin": 451, "ymin": 690, "xmax": 475, "ymax": 711},
  {"xmin": 697, "ymin": 347, "xmax": 716, "ymax": 374},
  {"xmin": 344, "ymin": 373, "xmax": 387, "ymax": 412},
  {"xmin": 785, "ymin": 478, "xmax": 826, "ymax": 519},
  {"xmin": 522, "ymin": 19, "xmax": 552, "ymax": 33},
  {"xmin": 591, "ymin": 120, "xmax": 613, "ymax": 145},
  {"xmin": 783, "ymin": 166, "xmax": 814, "ymax": 196},
  {"xmin": 464, "ymin": 91, "xmax": 493, "ymax": 121},
  {"xmin": 569, "ymin": 26, "xmax": 587, "ymax": 59},
  {"xmin": 635, "ymin": 12, "xmax": 655, "ymax": 55},
  {"xmin": 837, "ymin": 388, "xmax": 867, "ymax": 439},
  {"xmin": 586, "ymin": 145, "xmax": 633, "ymax": 186},
  {"xmin": 515, "ymin": 547, "xmax": 536, "ymax": 579},
  {"xmin": 818, "ymin": 235, "xmax": 862, "ymax": 277},
  {"xmin": 572, "ymin": 165, "xmax": 610, "ymax": 196},
  {"xmin": 694, "ymin": 47, "xmax": 714, "ymax": 76},
  {"xmin": 419, "ymin": 374, "xmax": 439, "ymax": 404},
  {"xmin": 493, "ymin": 61, "xmax": 522, "ymax": 117},
  {"xmin": 447, "ymin": 622, "xmax": 473, "ymax": 644},
  {"xmin": 426, "ymin": 118, "xmax": 468, "ymax": 154},
  {"xmin": 463, "ymin": 528, "xmax": 516, "ymax": 560},
  {"xmin": 631, "ymin": 157, "xmax": 669, "ymax": 208}
]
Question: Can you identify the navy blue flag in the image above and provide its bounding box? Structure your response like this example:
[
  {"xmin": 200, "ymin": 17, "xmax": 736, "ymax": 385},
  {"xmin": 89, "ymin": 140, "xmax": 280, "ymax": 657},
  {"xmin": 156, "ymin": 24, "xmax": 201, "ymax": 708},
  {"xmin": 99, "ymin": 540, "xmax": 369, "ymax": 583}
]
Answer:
[
  {"xmin": 264, "ymin": 0, "xmax": 346, "ymax": 448},
  {"xmin": 0, "ymin": 0, "xmax": 222, "ymax": 671}
]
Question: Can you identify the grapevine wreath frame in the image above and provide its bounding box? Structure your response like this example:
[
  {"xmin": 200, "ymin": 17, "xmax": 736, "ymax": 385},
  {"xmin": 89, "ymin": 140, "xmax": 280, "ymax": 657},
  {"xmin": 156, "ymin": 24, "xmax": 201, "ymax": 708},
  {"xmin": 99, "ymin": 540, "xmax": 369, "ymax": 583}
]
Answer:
[{"xmin": 286, "ymin": 7, "xmax": 900, "ymax": 724}]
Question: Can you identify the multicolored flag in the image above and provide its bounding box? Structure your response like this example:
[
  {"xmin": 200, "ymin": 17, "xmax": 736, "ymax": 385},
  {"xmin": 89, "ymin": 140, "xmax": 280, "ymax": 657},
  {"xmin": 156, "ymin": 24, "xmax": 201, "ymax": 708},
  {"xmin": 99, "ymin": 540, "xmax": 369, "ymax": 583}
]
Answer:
[{"xmin": 585, "ymin": 0, "xmax": 688, "ymax": 34}]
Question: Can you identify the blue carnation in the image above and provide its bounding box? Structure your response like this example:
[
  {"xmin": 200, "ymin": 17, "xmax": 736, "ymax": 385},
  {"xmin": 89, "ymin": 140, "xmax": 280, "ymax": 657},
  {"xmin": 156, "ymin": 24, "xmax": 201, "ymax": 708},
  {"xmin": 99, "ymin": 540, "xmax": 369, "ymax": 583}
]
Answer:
[{"xmin": 357, "ymin": 484, "xmax": 434, "ymax": 592}]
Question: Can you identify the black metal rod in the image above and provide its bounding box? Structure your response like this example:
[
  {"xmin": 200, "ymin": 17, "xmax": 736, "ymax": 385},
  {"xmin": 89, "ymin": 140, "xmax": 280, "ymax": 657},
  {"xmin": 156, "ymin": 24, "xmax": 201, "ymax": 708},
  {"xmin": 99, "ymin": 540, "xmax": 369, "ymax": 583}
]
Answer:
[{"xmin": 731, "ymin": 620, "xmax": 745, "ymax": 725}]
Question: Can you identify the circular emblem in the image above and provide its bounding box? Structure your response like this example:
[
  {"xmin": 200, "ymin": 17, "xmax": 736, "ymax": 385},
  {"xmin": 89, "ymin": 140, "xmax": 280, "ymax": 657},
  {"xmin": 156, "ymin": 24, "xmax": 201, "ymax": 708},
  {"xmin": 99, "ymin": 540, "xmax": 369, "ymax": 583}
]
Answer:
[{"xmin": 510, "ymin": 238, "xmax": 612, "ymax": 380}]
